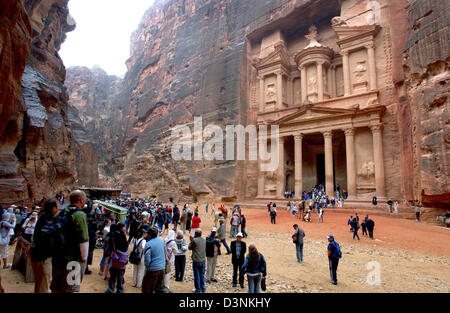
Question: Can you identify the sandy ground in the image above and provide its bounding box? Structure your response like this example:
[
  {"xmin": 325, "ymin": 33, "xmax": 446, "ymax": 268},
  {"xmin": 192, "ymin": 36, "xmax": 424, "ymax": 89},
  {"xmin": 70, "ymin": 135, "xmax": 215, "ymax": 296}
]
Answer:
[{"xmin": 2, "ymin": 207, "xmax": 449, "ymax": 293}]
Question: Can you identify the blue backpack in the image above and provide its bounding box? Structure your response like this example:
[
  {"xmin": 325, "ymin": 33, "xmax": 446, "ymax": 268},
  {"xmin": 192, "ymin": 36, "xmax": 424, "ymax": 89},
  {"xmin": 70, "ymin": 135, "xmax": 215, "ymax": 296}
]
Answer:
[{"xmin": 330, "ymin": 241, "xmax": 342, "ymax": 259}]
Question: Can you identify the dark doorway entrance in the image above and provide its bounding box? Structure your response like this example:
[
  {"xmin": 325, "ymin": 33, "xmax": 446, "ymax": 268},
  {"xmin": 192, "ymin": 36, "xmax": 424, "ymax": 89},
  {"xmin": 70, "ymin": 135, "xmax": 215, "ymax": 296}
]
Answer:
[{"xmin": 316, "ymin": 154, "xmax": 325, "ymax": 186}]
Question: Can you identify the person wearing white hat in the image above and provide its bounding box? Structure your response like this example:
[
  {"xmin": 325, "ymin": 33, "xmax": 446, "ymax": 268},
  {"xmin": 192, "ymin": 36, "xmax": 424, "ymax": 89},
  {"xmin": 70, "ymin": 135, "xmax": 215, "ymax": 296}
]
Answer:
[
  {"xmin": 205, "ymin": 227, "xmax": 220, "ymax": 283},
  {"xmin": 231, "ymin": 232, "xmax": 246, "ymax": 288}
]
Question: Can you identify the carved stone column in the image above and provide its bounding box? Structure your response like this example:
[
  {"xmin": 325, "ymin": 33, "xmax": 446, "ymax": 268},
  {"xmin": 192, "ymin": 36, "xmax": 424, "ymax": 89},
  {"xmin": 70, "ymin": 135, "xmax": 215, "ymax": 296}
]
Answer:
[
  {"xmin": 294, "ymin": 133, "xmax": 303, "ymax": 199},
  {"xmin": 344, "ymin": 128, "xmax": 357, "ymax": 199},
  {"xmin": 323, "ymin": 130, "xmax": 334, "ymax": 197},
  {"xmin": 317, "ymin": 61, "xmax": 324, "ymax": 102},
  {"xmin": 258, "ymin": 75, "xmax": 265, "ymax": 113},
  {"xmin": 276, "ymin": 71, "xmax": 283, "ymax": 110},
  {"xmin": 370, "ymin": 124, "xmax": 386, "ymax": 198},
  {"xmin": 257, "ymin": 134, "xmax": 266, "ymax": 197},
  {"xmin": 287, "ymin": 77, "xmax": 294, "ymax": 106},
  {"xmin": 300, "ymin": 66, "xmax": 307, "ymax": 104},
  {"xmin": 277, "ymin": 136, "xmax": 285, "ymax": 198},
  {"xmin": 342, "ymin": 51, "xmax": 351, "ymax": 96},
  {"xmin": 366, "ymin": 43, "xmax": 377, "ymax": 91}
]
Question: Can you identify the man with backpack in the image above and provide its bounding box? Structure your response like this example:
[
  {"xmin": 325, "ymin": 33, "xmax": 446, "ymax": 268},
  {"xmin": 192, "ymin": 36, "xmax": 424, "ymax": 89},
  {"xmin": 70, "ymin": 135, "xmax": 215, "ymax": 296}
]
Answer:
[
  {"xmin": 50, "ymin": 190, "xmax": 89, "ymax": 293},
  {"xmin": 327, "ymin": 235, "xmax": 342, "ymax": 285}
]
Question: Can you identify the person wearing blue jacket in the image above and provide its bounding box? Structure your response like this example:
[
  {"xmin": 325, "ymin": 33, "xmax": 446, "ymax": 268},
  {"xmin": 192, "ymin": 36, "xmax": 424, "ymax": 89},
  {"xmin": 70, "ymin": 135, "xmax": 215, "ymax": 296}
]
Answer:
[
  {"xmin": 142, "ymin": 226, "xmax": 167, "ymax": 293},
  {"xmin": 242, "ymin": 243, "xmax": 266, "ymax": 293},
  {"xmin": 327, "ymin": 235, "xmax": 342, "ymax": 285}
]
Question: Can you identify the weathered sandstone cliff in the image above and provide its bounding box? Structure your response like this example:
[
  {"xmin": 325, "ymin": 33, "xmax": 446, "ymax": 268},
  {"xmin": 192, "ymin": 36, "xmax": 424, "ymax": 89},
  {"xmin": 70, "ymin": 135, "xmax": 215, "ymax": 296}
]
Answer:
[{"xmin": 0, "ymin": 0, "xmax": 98, "ymax": 206}]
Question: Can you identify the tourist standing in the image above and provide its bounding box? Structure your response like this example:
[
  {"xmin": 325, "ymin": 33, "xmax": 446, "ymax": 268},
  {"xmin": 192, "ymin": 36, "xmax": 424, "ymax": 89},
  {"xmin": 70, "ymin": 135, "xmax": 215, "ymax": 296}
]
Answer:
[
  {"xmin": 164, "ymin": 229, "xmax": 178, "ymax": 292},
  {"xmin": 0, "ymin": 210, "xmax": 16, "ymax": 269},
  {"xmin": 230, "ymin": 211, "xmax": 240, "ymax": 238},
  {"xmin": 292, "ymin": 224, "xmax": 305, "ymax": 263},
  {"xmin": 22, "ymin": 211, "xmax": 38, "ymax": 243},
  {"xmin": 361, "ymin": 219, "xmax": 368, "ymax": 237},
  {"xmin": 318, "ymin": 207, "xmax": 324, "ymax": 223},
  {"xmin": 142, "ymin": 226, "xmax": 167, "ymax": 293},
  {"xmin": 387, "ymin": 199, "xmax": 393, "ymax": 213},
  {"xmin": 131, "ymin": 230, "xmax": 146, "ymax": 288},
  {"xmin": 205, "ymin": 203, "xmax": 209, "ymax": 215},
  {"xmin": 31, "ymin": 199, "xmax": 59, "ymax": 293},
  {"xmin": 205, "ymin": 227, "xmax": 220, "ymax": 283},
  {"xmin": 394, "ymin": 201, "xmax": 399, "ymax": 214},
  {"xmin": 414, "ymin": 202, "xmax": 421, "ymax": 222},
  {"xmin": 270, "ymin": 207, "xmax": 277, "ymax": 224},
  {"xmin": 174, "ymin": 230, "xmax": 188, "ymax": 281},
  {"xmin": 188, "ymin": 229, "xmax": 207, "ymax": 293},
  {"xmin": 186, "ymin": 208, "xmax": 193, "ymax": 233},
  {"xmin": 231, "ymin": 232, "xmax": 246, "ymax": 288},
  {"xmin": 351, "ymin": 217, "xmax": 360, "ymax": 241},
  {"xmin": 372, "ymin": 196, "xmax": 377, "ymax": 207},
  {"xmin": 172, "ymin": 206, "xmax": 180, "ymax": 231},
  {"xmin": 211, "ymin": 204, "xmax": 215, "ymax": 217},
  {"xmin": 242, "ymin": 244, "xmax": 266, "ymax": 293},
  {"xmin": 105, "ymin": 223, "xmax": 128, "ymax": 293},
  {"xmin": 127, "ymin": 214, "xmax": 140, "ymax": 246},
  {"xmin": 217, "ymin": 217, "xmax": 231, "ymax": 254},
  {"xmin": 190, "ymin": 212, "xmax": 201, "ymax": 237},
  {"xmin": 240, "ymin": 214, "xmax": 248, "ymax": 238},
  {"xmin": 366, "ymin": 216, "xmax": 375, "ymax": 239},
  {"xmin": 50, "ymin": 190, "xmax": 89, "ymax": 293},
  {"xmin": 180, "ymin": 208, "xmax": 187, "ymax": 234},
  {"xmin": 327, "ymin": 235, "xmax": 342, "ymax": 285}
]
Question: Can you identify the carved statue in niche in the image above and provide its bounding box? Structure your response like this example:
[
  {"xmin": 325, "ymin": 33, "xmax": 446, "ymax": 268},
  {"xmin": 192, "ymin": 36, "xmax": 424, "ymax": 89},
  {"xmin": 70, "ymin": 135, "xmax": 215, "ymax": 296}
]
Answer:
[
  {"xmin": 308, "ymin": 75, "xmax": 317, "ymax": 93},
  {"xmin": 323, "ymin": 71, "xmax": 328, "ymax": 93},
  {"xmin": 264, "ymin": 171, "xmax": 278, "ymax": 192},
  {"xmin": 305, "ymin": 25, "xmax": 322, "ymax": 48},
  {"xmin": 353, "ymin": 60, "xmax": 367, "ymax": 83},
  {"xmin": 358, "ymin": 161, "xmax": 375, "ymax": 180},
  {"xmin": 265, "ymin": 84, "xmax": 276, "ymax": 103}
]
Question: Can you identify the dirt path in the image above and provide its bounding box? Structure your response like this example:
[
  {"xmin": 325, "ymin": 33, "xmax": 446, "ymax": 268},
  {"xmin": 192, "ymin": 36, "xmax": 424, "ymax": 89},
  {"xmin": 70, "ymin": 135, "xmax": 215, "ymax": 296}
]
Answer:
[{"xmin": 1, "ymin": 207, "xmax": 449, "ymax": 293}]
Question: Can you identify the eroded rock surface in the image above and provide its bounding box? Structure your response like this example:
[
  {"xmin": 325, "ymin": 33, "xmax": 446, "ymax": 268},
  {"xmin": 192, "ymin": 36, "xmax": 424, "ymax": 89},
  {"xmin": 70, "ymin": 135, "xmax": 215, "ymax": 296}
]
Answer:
[{"xmin": 0, "ymin": 0, "xmax": 98, "ymax": 206}]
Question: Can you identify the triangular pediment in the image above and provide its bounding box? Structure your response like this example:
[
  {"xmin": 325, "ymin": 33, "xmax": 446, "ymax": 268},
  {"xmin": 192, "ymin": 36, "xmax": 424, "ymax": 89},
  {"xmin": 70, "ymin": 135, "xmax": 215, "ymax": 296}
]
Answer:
[
  {"xmin": 275, "ymin": 105, "xmax": 357, "ymax": 125},
  {"xmin": 333, "ymin": 25, "xmax": 380, "ymax": 43},
  {"xmin": 255, "ymin": 42, "xmax": 291, "ymax": 69}
]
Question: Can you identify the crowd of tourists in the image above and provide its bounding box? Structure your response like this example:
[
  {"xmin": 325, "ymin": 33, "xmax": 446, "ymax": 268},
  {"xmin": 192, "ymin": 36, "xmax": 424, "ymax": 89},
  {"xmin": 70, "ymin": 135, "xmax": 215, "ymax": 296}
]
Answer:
[
  {"xmin": 0, "ymin": 191, "xmax": 268, "ymax": 294},
  {"xmin": 0, "ymin": 183, "xmax": 393, "ymax": 294}
]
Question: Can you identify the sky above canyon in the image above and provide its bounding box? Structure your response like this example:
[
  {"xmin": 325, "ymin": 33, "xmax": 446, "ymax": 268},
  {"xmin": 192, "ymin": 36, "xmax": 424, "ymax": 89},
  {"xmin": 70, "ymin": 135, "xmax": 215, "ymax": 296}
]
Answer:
[{"xmin": 60, "ymin": 0, "xmax": 155, "ymax": 77}]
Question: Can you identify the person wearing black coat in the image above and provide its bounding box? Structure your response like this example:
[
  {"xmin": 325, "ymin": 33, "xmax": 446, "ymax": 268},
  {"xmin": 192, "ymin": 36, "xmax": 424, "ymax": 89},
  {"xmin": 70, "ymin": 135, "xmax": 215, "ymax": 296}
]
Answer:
[
  {"xmin": 366, "ymin": 217, "xmax": 375, "ymax": 239},
  {"xmin": 172, "ymin": 209, "xmax": 180, "ymax": 231},
  {"xmin": 127, "ymin": 215, "xmax": 140, "ymax": 246},
  {"xmin": 106, "ymin": 223, "xmax": 128, "ymax": 293},
  {"xmin": 230, "ymin": 233, "xmax": 247, "ymax": 288}
]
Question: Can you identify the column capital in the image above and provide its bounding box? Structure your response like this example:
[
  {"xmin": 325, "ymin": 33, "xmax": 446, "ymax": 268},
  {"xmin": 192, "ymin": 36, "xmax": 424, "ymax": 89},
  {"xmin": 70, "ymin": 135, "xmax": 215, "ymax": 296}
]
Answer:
[
  {"xmin": 299, "ymin": 65, "xmax": 306, "ymax": 71},
  {"xmin": 294, "ymin": 133, "xmax": 303, "ymax": 141},
  {"xmin": 274, "ymin": 70, "xmax": 283, "ymax": 76},
  {"xmin": 365, "ymin": 42, "xmax": 375, "ymax": 50},
  {"xmin": 257, "ymin": 75, "xmax": 265, "ymax": 80},
  {"xmin": 341, "ymin": 50, "xmax": 349, "ymax": 56},
  {"xmin": 344, "ymin": 128, "xmax": 355, "ymax": 136},
  {"xmin": 322, "ymin": 130, "xmax": 333, "ymax": 138},
  {"xmin": 370, "ymin": 124, "xmax": 383, "ymax": 133},
  {"xmin": 316, "ymin": 60, "xmax": 325, "ymax": 66}
]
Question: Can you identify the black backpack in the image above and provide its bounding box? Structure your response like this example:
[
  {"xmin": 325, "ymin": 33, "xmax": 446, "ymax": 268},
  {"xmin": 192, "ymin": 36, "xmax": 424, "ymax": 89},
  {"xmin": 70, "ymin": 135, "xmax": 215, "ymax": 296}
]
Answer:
[
  {"xmin": 39, "ymin": 207, "xmax": 78, "ymax": 258},
  {"xmin": 129, "ymin": 238, "xmax": 145, "ymax": 265}
]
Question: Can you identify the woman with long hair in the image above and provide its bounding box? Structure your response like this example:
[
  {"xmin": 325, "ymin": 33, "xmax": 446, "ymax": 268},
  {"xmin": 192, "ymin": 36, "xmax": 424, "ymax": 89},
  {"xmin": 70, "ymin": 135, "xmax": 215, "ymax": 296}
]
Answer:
[
  {"xmin": 242, "ymin": 243, "xmax": 267, "ymax": 293},
  {"xmin": 31, "ymin": 198, "xmax": 60, "ymax": 293}
]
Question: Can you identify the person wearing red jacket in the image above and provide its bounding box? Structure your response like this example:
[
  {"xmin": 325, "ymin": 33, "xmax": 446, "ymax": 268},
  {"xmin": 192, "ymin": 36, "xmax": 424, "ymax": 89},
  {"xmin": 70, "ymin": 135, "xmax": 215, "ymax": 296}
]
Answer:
[{"xmin": 190, "ymin": 212, "xmax": 201, "ymax": 237}]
